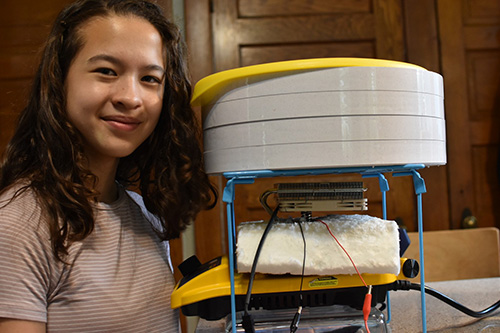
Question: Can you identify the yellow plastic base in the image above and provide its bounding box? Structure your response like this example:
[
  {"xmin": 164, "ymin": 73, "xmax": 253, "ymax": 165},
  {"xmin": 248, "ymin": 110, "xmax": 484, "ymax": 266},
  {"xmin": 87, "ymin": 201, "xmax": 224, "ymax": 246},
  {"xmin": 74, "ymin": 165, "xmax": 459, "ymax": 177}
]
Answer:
[{"xmin": 171, "ymin": 255, "xmax": 410, "ymax": 309}]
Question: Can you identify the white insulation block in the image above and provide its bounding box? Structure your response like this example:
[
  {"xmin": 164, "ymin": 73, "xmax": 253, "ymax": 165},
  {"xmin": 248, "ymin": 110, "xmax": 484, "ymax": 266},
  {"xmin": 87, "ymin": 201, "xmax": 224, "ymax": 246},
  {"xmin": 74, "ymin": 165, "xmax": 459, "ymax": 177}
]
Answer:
[{"xmin": 236, "ymin": 214, "xmax": 400, "ymax": 276}]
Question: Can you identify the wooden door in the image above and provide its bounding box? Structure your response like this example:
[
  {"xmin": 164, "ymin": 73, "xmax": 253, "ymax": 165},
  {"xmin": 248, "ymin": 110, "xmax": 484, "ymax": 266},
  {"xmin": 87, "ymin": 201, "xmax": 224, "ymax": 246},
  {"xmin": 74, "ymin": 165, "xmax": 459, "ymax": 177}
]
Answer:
[
  {"xmin": 437, "ymin": 0, "xmax": 500, "ymax": 229},
  {"xmin": 0, "ymin": 0, "xmax": 72, "ymax": 156},
  {"xmin": 185, "ymin": 0, "xmax": 453, "ymax": 263}
]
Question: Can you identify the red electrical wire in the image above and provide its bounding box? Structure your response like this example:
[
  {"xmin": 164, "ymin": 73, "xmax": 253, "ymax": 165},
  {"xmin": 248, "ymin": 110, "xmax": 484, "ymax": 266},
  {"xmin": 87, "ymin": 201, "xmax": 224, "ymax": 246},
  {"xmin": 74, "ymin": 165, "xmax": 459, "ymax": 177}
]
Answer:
[
  {"xmin": 317, "ymin": 219, "xmax": 367, "ymax": 287},
  {"xmin": 318, "ymin": 219, "xmax": 372, "ymax": 333}
]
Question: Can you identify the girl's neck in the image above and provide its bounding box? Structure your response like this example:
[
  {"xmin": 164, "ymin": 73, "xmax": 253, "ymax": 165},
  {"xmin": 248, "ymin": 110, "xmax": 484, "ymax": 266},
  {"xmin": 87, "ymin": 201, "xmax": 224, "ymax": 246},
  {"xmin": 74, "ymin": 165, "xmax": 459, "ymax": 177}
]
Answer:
[
  {"xmin": 87, "ymin": 156, "xmax": 120, "ymax": 203},
  {"xmin": 96, "ymin": 171, "xmax": 119, "ymax": 203}
]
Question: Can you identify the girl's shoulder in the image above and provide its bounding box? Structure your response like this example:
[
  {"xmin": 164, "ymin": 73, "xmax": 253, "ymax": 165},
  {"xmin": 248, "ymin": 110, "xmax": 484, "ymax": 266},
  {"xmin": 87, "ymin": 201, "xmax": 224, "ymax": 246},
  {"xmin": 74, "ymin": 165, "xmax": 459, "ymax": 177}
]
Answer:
[
  {"xmin": 0, "ymin": 183, "xmax": 42, "ymax": 218},
  {"xmin": 0, "ymin": 183, "xmax": 51, "ymax": 237}
]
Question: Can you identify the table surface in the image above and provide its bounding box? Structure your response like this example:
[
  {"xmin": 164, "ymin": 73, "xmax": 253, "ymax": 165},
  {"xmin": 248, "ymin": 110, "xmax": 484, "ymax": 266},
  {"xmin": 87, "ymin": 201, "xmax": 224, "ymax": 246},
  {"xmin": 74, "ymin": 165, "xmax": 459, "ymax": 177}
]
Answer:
[
  {"xmin": 195, "ymin": 277, "xmax": 500, "ymax": 332},
  {"xmin": 388, "ymin": 277, "xmax": 500, "ymax": 332}
]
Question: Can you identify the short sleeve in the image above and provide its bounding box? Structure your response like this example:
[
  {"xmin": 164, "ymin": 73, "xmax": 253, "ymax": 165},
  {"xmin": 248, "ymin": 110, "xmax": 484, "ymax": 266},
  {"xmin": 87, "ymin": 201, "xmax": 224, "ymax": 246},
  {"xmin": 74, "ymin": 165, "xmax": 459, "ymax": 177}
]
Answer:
[{"xmin": 0, "ymin": 189, "xmax": 57, "ymax": 323}]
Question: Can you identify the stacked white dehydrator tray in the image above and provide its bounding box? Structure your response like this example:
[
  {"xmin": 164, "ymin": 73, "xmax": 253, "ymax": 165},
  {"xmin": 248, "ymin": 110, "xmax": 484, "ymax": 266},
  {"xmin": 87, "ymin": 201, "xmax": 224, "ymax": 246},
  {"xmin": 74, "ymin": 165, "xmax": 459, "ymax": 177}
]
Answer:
[{"xmin": 171, "ymin": 58, "xmax": 446, "ymax": 333}]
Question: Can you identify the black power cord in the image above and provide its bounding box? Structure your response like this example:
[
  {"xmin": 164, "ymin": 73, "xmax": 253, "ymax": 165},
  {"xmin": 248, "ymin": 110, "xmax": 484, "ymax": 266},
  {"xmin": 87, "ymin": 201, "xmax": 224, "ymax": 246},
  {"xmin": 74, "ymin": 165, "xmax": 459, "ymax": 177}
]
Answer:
[
  {"xmin": 391, "ymin": 280, "xmax": 500, "ymax": 318},
  {"xmin": 242, "ymin": 205, "xmax": 280, "ymax": 333},
  {"xmin": 290, "ymin": 220, "xmax": 306, "ymax": 333}
]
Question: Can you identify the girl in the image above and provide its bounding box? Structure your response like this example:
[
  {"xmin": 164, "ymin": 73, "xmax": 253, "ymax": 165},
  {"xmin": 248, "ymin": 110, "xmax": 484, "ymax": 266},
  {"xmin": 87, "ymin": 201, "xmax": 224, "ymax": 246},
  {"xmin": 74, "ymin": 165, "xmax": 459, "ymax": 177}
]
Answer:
[{"xmin": 0, "ymin": 0, "xmax": 215, "ymax": 331}]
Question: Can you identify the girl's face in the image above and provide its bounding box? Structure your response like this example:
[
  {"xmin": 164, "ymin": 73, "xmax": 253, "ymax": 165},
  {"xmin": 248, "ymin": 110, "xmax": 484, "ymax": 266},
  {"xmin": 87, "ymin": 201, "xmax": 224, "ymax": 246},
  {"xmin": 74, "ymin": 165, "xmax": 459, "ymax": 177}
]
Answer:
[{"xmin": 65, "ymin": 14, "xmax": 165, "ymax": 167}]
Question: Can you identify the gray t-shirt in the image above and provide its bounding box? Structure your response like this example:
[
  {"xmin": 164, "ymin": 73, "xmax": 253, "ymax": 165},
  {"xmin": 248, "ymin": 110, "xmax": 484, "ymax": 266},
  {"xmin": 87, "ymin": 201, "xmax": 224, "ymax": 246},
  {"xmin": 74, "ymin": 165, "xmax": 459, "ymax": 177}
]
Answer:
[{"xmin": 0, "ymin": 185, "xmax": 179, "ymax": 332}]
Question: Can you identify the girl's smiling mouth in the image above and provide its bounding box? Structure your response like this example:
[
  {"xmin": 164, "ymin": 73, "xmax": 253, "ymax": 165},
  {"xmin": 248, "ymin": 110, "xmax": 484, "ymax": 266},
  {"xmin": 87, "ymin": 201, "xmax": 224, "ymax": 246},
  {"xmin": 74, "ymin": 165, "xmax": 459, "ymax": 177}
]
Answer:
[{"xmin": 101, "ymin": 115, "xmax": 141, "ymax": 131}]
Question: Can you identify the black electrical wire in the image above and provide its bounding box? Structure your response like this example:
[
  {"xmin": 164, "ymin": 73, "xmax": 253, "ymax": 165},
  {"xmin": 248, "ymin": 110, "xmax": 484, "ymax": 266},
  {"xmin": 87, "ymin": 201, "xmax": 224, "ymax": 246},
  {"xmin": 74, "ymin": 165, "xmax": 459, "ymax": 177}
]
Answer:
[
  {"xmin": 392, "ymin": 280, "xmax": 500, "ymax": 318},
  {"xmin": 297, "ymin": 221, "xmax": 306, "ymax": 300},
  {"xmin": 290, "ymin": 220, "xmax": 306, "ymax": 333},
  {"xmin": 242, "ymin": 205, "xmax": 280, "ymax": 333}
]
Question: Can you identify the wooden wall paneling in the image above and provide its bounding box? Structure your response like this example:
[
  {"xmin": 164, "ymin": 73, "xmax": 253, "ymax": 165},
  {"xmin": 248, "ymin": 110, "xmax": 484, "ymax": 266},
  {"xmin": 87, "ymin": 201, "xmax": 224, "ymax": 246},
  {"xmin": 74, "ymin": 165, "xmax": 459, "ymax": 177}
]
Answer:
[
  {"xmin": 437, "ymin": 0, "xmax": 500, "ymax": 229},
  {"xmin": 403, "ymin": 0, "xmax": 450, "ymax": 231},
  {"xmin": 240, "ymin": 42, "xmax": 375, "ymax": 67},
  {"xmin": 237, "ymin": 0, "xmax": 372, "ymax": 17},
  {"xmin": 466, "ymin": 51, "xmax": 500, "ymax": 229},
  {"xmin": 185, "ymin": 0, "xmax": 227, "ymax": 264},
  {"xmin": 402, "ymin": 0, "xmax": 440, "ymax": 71},
  {"xmin": 466, "ymin": 52, "xmax": 500, "ymax": 122},
  {"xmin": 0, "ymin": 0, "xmax": 72, "ymax": 157},
  {"xmin": 235, "ymin": 14, "xmax": 375, "ymax": 45},
  {"xmin": 463, "ymin": 0, "xmax": 500, "ymax": 229},
  {"xmin": 211, "ymin": 0, "xmax": 240, "ymax": 71},
  {"xmin": 461, "ymin": 0, "xmax": 500, "ymax": 25},
  {"xmin": 156, "ymin": 0, "xmax": 173, "ymax": 19},
  {"xmin": 437, "ymin": 0, "xmax": 476, "ymax": 229},
  {"xmin": 463, "ymin": 0, "xmax": 500, "ymax": 228},
  {"xmin": 184, "ymin": 0, "xmax": 213, "ymax": 83},
  {"xmin": 473, "ymin": 147, "xmax": 500, "ymax": 226},
  {"xmin": 212, "ymin": 0, "xmax": 376, "ymax": 71},
  {"xmin": 373, "ymin": 0, "xmax": 405, "ymax": 60},
  {"xmin": 0, "ymin": 0, "xmax": 70, "ymax": 25}
]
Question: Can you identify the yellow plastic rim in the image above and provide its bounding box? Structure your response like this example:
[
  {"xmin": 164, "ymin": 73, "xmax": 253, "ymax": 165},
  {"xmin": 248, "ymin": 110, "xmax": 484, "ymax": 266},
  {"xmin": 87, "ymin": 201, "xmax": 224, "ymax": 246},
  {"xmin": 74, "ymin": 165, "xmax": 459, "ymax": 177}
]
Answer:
[{"xmin": 191, "ymin": 57, "xmax": 426, "ymax": 106}]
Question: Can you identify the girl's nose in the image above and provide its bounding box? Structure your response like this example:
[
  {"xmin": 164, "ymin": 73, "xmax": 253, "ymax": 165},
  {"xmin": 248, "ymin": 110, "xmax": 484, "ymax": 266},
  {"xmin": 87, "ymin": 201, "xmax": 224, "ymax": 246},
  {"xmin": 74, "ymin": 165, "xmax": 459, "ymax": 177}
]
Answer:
[{"xmin": 111, "ymin": 77, "xmax": 142, "ymax": 110}]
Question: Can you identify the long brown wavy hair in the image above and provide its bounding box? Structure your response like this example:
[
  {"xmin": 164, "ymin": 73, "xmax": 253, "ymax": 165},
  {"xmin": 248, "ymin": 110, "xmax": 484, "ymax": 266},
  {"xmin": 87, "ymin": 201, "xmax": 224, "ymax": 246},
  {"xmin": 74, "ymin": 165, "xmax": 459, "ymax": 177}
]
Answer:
[{"xmin": 0, "ymin": 0, "xmax": 216, "ymax": 262}]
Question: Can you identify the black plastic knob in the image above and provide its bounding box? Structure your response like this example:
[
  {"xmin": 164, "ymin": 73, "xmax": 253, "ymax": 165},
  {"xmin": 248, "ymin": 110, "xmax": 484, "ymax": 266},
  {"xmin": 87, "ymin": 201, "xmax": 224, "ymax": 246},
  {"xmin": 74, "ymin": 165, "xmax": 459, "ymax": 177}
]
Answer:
[{"xmin": 402, "ymin": 259, "xmax": 420, "ymax": 278}]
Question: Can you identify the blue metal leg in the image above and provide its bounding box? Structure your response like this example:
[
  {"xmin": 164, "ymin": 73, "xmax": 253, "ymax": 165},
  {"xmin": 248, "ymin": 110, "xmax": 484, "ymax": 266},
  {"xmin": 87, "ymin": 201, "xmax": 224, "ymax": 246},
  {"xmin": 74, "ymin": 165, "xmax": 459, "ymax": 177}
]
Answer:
[
  {"xmin": 222, "ymin": 179, "xmax": 237, "ymax": 333},
  {"xmin": 363, "ymin": 173, "xmax": 391, "ymax": 322},
  {"xmin": 226, "ymin": 202, "xmax": 237, "ymax": 333},
  {"xmin": 417, "ymin": 192, "xmax": 427, "ymax": 333},
  {"xmin": 394, "ymin": 170, "xmax": 427, "ymax": 333},
  {"xmin": 222, "ymin": 177, "xmax": 255, "ymax": 332},
  {"xmin": 411, "ymin": 171, "xmax": 427, "ymax": 333}
]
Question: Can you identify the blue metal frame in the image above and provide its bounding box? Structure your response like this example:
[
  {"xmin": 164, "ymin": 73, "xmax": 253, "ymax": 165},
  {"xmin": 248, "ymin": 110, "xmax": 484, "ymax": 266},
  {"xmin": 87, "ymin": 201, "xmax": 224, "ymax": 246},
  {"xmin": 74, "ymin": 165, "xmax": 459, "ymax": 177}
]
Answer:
[
  {"xmin": 221, "ymin": 164, "xmax": 428, "ymax": 333},
  {"xmin": 393, "ymin": 169, "xmax": 427, "ymax": 332}
]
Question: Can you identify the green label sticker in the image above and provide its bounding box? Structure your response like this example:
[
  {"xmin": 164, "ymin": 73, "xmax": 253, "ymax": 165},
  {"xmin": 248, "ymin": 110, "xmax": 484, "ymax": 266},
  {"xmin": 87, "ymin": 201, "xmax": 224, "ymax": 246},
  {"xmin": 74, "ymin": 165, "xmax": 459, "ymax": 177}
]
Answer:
[{"xmin": 309, "ymin": 276, "xmax": 338, "ymax": 288}]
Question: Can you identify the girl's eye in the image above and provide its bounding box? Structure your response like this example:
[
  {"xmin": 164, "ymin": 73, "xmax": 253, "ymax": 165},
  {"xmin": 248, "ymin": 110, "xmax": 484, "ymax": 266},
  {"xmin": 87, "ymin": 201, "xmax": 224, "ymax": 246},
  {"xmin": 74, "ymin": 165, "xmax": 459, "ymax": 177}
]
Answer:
[
  {"xmin": 95, "ymin": 68, "xmax": 116, "ymax": 76},
  {"xmin": 142, "ymin": 75, "xmax": 162, "ymax": 84}
]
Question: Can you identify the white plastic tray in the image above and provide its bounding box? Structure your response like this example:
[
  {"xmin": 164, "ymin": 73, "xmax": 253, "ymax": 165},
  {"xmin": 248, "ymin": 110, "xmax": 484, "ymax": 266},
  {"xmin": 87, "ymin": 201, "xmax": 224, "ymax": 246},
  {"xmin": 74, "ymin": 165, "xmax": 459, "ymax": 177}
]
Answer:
[{"xmin": 195, "ymin": 59, "xmax": 446, "ymax": 174}]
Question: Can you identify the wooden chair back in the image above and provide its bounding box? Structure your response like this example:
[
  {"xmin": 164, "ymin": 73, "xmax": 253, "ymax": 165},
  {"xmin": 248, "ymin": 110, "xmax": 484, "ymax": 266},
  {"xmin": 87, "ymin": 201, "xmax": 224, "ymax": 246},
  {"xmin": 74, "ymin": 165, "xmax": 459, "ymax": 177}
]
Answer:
[{"xmin": 404, "ymin": 227, "xmax": 500, "ymax": 282}]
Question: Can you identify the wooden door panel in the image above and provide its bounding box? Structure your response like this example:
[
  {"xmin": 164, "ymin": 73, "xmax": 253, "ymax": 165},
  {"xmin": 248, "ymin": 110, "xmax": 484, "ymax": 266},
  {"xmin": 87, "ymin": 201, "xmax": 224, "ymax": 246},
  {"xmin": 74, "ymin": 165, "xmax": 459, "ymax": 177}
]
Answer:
[
  {"xmin": 439, "ymin": 0, "xmax": 500, "ymax": 229},
  {"xmin": 0, "ymin": 80, "xmax": 31, "ymax": 112},
  {"xmin": 237, "ymin": 0, "xmax": 372, "ymax": 16},
  {"xmin": 212, "ymin": 0, "xmax": 378, "ymax": 71},
  {"xmin": 235, "ymin": 14, "xmax": 376, "ymax": 43},
  {"xmin": 403, "ymin": 0, "xmax": 451, "ymax": 231},
  {"xmin": 240, "ymin": 42, "xmax": 375, "ymax": 66},
  {"xmin": 466, "ymin": 50, "xmax": 499, "ymax": 228},
  {"xmin": 372, "ymin": 0, "xmax": 405, "ymax": 60},
  {"xmin": 462, "ymin": 0, "xmax": 500, "ymax": 25},
  {"xmin": 438, "ymin": 0, "xmax": 476, "ymax": 228},
  {"xmin": 466, "ymin": 52, "xmax": 500, "ymax": 121},
  {"xmin": 0, "ymin": 0, "xmax": 71, "ymax": 156},
  {"xmin": 473, "ymin": 147, "xmax": 500, "ymax": 226},
  {"xmin": 0, "ymin": 1, "xmax": 70, "ymax": 25}
]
